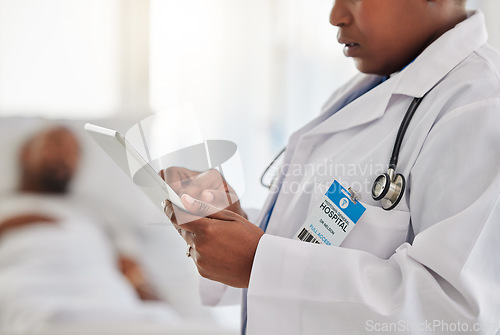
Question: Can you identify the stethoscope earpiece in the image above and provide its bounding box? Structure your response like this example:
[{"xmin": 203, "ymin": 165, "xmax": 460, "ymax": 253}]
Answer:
[{"xmin": 371, "ymin": 168, "xmax": 406, "ymax": 211}]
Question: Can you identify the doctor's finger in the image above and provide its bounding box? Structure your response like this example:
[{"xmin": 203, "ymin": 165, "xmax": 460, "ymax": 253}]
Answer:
[
  {"xmin": 167, "ymin": 199, "xmax": 232, "ymax": 234},
  {"xmin": 163, "ymin": 199, "xmax": 204, "ymax": 227},
  {"xmin": 179, "ymin": 195, "xmax": 247, "ymax": 228},
  {"xmin": 180, "ymin": 194, "xmax": 230, "ymax": 219},
  {"xmin": 201, "ymin": 170, "xmax": 240, "ymax": 203},
  {"xmin": 159, "ymin": 167, "xmax": 201, "ymax": 193},
  {"xmin": 171, "ymin": 221, "xmax": 196, "ymax": 245},
  {"xmin": 198, "ymin": 189, "xmax": 240, "ymax": 209},
  {"xmin": 179, "ymin": 169, "xmax": 228, "ymax": 200}
]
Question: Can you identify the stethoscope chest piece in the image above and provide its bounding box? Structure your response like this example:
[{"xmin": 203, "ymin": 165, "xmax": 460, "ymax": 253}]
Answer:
[
  {"xmin": 371, "ymin": 168, "xmax": 406, "ymax": 211},
  {"xmin": 369, "ymin": 94, "xmax": 430, "ymax": 211}
]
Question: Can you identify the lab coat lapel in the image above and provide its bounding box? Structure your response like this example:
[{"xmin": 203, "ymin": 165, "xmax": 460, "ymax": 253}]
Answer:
[
  {"xmin": 393, "ymin": 10, "xmax": 488, "ymax": 98},
  {"xmin": 288, "ymin": 73, "xmax": 385, "ymax": 147},
  {"xmin": 301, "ymin": 73, "xmax": 398, "ymax": 139},
  {"xmin": 254, "ymin": 74, "xmax": 385, "ymax": 229}
]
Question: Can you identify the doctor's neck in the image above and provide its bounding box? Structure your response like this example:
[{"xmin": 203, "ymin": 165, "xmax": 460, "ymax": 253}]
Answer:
[{"xmin": 396, "ymin": 5, "xmax": 468, "ymax": 74}]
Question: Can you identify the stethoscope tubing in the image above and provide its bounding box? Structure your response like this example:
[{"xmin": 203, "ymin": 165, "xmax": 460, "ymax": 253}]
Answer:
[
  {"xmin": 389, "ymin": 96, "xmax": 425, "ymax": 170},
  {"xmin": 261, "ymin": 86, "xmax": 435, "ymax": 211},
  {"xmin": 260, "ymin": 147, "xmax": 286, "ymax": 189},
  {"xmin": 260, "ymin": 96, "xmax": 424, "ymax": 190}
]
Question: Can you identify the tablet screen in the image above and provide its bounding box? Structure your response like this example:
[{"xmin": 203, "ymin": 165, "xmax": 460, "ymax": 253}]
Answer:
[{"xmin": 84, "ymin": 123, "xmax": 186, "ymax": 212}]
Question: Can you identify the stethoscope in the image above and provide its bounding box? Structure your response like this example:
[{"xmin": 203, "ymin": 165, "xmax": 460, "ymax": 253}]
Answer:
[{"xmin": 260, "ymin": 94, "xmax": 428, "ymax": 211}]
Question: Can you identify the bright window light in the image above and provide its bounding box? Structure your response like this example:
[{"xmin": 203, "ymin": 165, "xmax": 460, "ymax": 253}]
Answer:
[{"xmin": 0, "ymin": 0, "xmax": 120, "ymax": 119}]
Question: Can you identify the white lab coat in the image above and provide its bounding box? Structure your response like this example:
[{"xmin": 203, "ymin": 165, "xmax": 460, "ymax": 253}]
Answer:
[{"xmin": 244, "ymin": 11, "xmax": 500, "ymax": 334}]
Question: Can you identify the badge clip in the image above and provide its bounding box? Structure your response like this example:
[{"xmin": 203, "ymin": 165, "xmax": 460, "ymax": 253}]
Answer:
[{"xmin": 348, "ymin": 187, "xmax": 361, "ymax": 204}]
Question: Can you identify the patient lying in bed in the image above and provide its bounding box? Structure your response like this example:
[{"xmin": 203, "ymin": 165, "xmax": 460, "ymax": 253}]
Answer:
[{"xmin": 0, "ymin": 126, "xmax": 179, "ymax": 331}]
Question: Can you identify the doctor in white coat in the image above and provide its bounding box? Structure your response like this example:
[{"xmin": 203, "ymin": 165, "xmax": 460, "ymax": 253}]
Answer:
[{"xmin": 161, "ymin": 0, "xmax": 500, "ymax": 334}]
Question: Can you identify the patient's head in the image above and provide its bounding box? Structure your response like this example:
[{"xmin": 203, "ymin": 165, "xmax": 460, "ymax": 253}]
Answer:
[{"xmin": 19, "ymin": 126, "xmax": 81, "ymax": 194}]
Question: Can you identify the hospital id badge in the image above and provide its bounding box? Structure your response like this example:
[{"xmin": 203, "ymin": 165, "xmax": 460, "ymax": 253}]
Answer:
[{"xmin": 294, "ymin": 180, "xmax": 366, "ymax": 246}]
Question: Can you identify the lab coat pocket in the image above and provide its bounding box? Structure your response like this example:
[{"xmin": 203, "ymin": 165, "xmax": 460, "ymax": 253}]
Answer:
[{"xmin": 341, "ymin": 202, "xmax": 410, "ymax": 259}]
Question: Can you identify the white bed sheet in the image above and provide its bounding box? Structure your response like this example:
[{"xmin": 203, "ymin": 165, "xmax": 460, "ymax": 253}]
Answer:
[{"xmin": 0, "ymin": 194, "xmax": 181, "ymax": 332}]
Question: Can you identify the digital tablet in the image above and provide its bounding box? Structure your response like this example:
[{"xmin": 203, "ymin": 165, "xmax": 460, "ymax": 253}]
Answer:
[{"xmin": 84, "ymin": 123, "xmax": 187, "ymax": 212}]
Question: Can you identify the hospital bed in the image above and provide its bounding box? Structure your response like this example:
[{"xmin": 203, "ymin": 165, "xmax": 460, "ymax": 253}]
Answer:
[{"xmin": 0, "ymin": 116, "xmax": 239, "ymax": 335}]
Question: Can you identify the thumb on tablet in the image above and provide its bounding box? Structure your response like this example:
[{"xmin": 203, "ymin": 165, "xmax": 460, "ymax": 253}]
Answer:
[{"xmin": 181, "ymin": 194, "xmax": 223, "ymax": 218}]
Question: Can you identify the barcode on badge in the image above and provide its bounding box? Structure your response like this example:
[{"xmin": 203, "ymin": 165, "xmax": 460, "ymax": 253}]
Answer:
[{"xmin": 297, "ymin": 228, "xmax": 321, "ymax": 244}]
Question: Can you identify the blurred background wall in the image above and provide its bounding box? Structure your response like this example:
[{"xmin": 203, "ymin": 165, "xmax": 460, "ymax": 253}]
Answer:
[{"xmin": 0, "ymin": 0, "xmax": 497, "ymax": 209}]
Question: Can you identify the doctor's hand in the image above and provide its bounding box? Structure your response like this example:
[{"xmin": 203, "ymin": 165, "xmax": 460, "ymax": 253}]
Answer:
[
  {"xmin": 159, "ymin": 166, "xmax": 247, "ymax": 219},
  {"xmin": 163, "ymin": 195, "xmax": 264, "ymax": 288}
]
